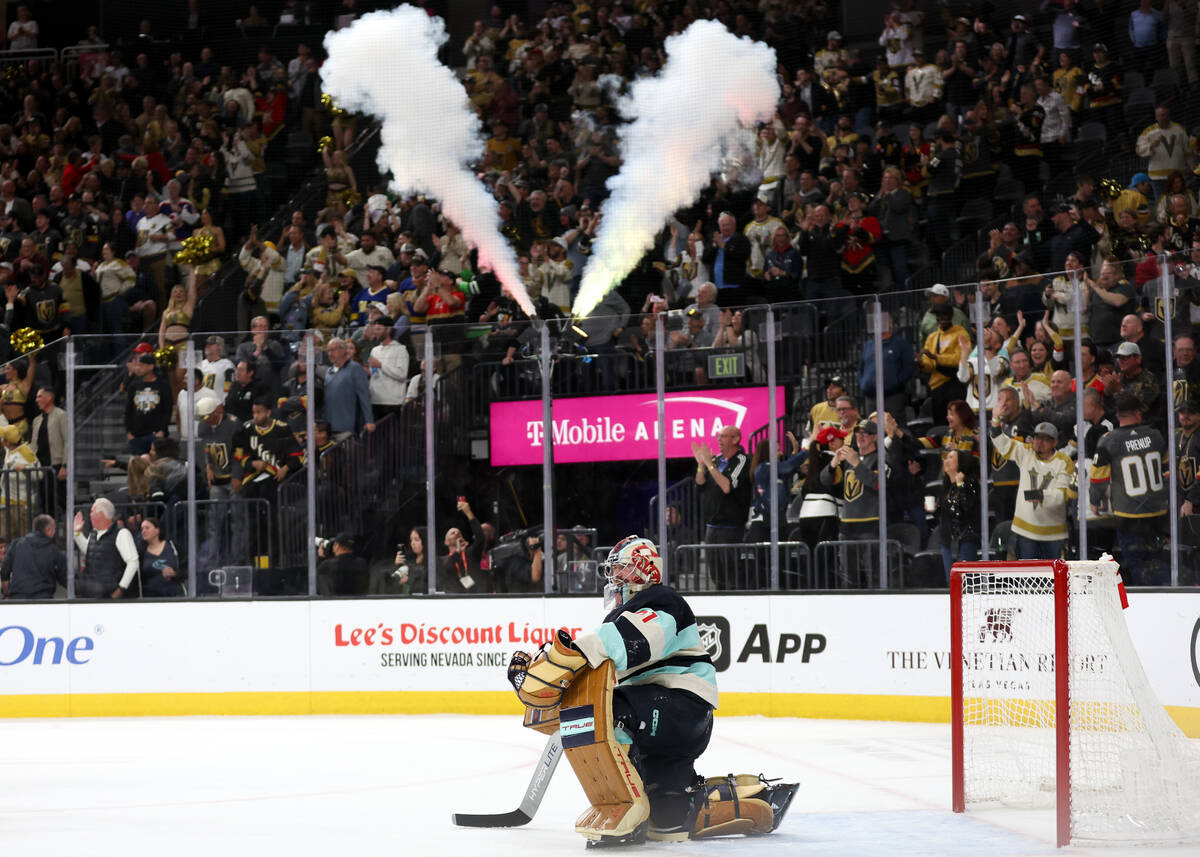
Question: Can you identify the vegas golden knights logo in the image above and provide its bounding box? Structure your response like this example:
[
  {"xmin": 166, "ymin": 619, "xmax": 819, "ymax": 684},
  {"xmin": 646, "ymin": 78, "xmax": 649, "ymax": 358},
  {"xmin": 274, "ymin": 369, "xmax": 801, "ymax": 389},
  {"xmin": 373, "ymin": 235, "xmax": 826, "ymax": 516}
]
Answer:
[
  {"xmin": 35, "ymin": 299, "xmax": 55, "ymax": 325},
  {"xmin": 963, "ymin": 140, "xmax": 979, "ymax": 164},
  {"xmin": 1181, "ymin": 456, "xmax": 1196, "ymax": 490},
  {"xmin": 843, "ymin": 468, "xmax": 864, "ymax": 502},
  {"xmin": 1176, "ymin": 379, "xmax": 1188, "ymax": 410},
  {"xmin": 206, "ymin": 442, "xmax": 229, "ymax": 471},
  {"xmin": 991, "ymin": 444, "xmax": 1007, "ymax": 471},
  {"xmin": 1155, "ymin": 296, "xmax": 1176, "ymax": 323}
]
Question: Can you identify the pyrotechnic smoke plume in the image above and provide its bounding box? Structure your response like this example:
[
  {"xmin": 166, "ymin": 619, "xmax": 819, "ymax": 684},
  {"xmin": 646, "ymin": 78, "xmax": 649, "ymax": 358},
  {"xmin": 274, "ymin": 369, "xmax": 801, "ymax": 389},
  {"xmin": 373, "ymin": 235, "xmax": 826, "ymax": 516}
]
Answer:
[
  {"xmin": 570, "ymin": 21, "xmax": 779, "ymax": 320},
  {"xmin": 322, "ymin": 7, "xmax": 533, "ymax": 315}
]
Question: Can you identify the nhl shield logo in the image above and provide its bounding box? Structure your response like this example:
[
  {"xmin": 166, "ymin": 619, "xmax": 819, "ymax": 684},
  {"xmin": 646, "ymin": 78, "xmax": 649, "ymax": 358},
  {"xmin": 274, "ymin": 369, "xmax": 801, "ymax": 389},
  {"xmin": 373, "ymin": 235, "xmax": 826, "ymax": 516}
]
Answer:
[{"xmin": 694, "ymin": 616, "xmax": 731, "ymax": 672}]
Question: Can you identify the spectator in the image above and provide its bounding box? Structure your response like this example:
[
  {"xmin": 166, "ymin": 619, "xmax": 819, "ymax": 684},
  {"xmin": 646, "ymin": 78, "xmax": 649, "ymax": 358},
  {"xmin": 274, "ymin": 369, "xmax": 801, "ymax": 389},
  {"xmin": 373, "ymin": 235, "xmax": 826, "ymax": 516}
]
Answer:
[
  {"xmin": 809, "ymin": 376, "xmax": 846, "ymax": 435},
  {"xmin": 7, "ymin": 5, "xmax": 38, "ymax": 50},
  {"xmin": 1004, "ymin": 349, "xmax": 1051, "ymax": 410},
  {"xmin": 199, "ymin": 336, "xmax": 235, "ymax": 401},
  {"xmin": 124, "ymin": 353, "xmax": 172, "ymax": 454},
  {"xmin": 195, "ymin": 397, "xmax": 244, "ymax": 570},
  {"xmin": 692, "ymin": 425, "xmax": 752, "ymax": 589},
  {"xmin": 796, "ymin": 427, "xmax": 846, "ymax": 550},
  {"xmin": 701, "ymin": 211, "xmax": 751, "ymax": 305},
  {"xmin": 30, "ymin": 386, "xmax": 65, "ymax": 497},
  {"xmin": 225, "ymin": 358, "xmax": 270, "ymax": 424},
  {"xmin": 1106, "ymin": 341, "xmax": 1163, "ymax": 426},
  {"xmin": 1088, "ymin": 257, "xmax": 1136, "ymax": 349},
  {"xmin": 990, "ymin": 420, "xmax": 1075, "ymax": 559},
  {"xmin": 73, "ymin": 499, "xmax": 140, "ymax": 599},
  {"xmin": 858, "ymin": 311, "xmax": 914, "ymax": 418},
  {"xmin": 235, "ymin": 315, "xmax": 290, "ymax": 392},
  {"xmin": 918, "ymin": 305, "xmax": 970, "ymax": 421},
  {"xmin": 1164, "ymin": 0, "xmax": 1198, "ymax": 83},
  {"xmin": 1176, "ymin": 399, "xmax": 1200, "ymax": 516},
  {"xmin": 138, "ymin": 517, "xmax": 185, "ymax": 597},
  {"xmin": 821, "ymin": 418, "xmax": 890, "ymax": 581},
  {"xmin": 367, "ymin": 316, "xmax": 408, "ymax": 420},
  {"xmin": 232, "ymin": 396, "xmax": 302, "ymax": 573},
  {"xmin": 323, "ymin": 337, "xmax": 374, "ymax": 437},
  {"xmin": 793, "ymin": 204, "xmax": 847, "ymax": 317},
  {"xmin": 0, "ymin": 513, "xmax": 64, "ymax": 599},
  {"xmin": 1129, "ymin": 0, "xmax": 1166, "ymax": 75},
  {"xmin": 378, "ymin": 526, "xmax": 427, "ymax": 595},
  {"xmin": 1135, "ymin": 106, "xmax": 1192, "ymax": 199},
  {"xmin": 439, "ymin": 499, "xmax": 493, "ymax": 594},
  {"xmin": 869, "ymin": 166, "xmax": 914, "ymax": 289},
  {"xmin": 1031, "ymin": 370, "xmax": 1078, "ymax": 443},
  {"xmin": 1091, "ymin": 392, "xmax": 1168, "ymax": 584},
  {"xmin": 938, "ymin": 450, "xmax": 981, "ymax": 578}
]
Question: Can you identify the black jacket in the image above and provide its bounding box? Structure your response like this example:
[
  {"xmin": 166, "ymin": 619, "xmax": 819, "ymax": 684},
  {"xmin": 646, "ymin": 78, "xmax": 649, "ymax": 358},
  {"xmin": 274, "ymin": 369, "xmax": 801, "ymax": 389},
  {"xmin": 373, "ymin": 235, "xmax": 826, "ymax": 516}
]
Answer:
[{"xmin": 1, "ymin": 531, "xmax": 66, "ymax": 599}]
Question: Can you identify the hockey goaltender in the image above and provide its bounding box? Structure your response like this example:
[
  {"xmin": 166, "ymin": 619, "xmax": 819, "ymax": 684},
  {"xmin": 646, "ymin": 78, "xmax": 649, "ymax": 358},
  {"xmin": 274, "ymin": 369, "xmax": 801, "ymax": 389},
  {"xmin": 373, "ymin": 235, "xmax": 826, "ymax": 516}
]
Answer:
[{"xmin": 506, "ymin": 534, "xmax": 798, "ymax": 846}]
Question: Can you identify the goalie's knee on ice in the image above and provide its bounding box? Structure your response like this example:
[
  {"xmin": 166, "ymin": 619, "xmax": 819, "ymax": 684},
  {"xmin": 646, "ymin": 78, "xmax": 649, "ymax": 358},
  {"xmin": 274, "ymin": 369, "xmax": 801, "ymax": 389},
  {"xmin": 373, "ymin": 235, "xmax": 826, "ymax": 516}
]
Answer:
[{"xmin": 685, "ymin": 775, "xmax": 799, "ymax": 839}]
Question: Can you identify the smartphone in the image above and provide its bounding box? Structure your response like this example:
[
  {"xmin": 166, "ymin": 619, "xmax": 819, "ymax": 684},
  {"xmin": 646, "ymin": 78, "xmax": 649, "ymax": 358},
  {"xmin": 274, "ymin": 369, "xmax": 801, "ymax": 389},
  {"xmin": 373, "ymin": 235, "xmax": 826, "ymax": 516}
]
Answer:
[{"xmin": 457, "ymin": 495, "xmax": 466, "ymax": 504}]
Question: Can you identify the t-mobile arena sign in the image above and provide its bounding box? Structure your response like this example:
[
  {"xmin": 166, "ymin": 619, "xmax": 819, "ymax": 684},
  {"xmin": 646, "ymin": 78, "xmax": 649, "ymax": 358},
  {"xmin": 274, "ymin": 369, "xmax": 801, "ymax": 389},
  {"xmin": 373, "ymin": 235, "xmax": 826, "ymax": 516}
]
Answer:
[{"xmin": 490, "ymin": 387, "xmax": 786, "ymax": 465}]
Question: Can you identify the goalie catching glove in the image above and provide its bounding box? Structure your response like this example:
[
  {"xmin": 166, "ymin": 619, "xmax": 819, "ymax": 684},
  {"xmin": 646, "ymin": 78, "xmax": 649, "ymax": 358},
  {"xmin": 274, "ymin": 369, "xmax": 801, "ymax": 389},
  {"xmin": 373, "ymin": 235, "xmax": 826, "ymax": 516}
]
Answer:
[{"xmin": 508, "ymin": 629, "xmax": 589, "ymax": 709}]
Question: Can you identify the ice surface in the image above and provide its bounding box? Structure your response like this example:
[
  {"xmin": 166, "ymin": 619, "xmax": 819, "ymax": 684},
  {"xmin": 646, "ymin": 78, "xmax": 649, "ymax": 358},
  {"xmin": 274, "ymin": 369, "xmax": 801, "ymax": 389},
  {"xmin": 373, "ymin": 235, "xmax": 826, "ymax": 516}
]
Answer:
[{"xmin": 1, "ymin": 714, "xmax": 1197, "ymax": 857}]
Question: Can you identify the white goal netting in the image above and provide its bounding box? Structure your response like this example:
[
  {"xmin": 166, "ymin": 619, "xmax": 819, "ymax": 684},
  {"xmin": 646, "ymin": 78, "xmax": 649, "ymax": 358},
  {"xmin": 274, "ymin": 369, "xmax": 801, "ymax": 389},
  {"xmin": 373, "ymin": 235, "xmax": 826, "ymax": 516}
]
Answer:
[{"xmin": 957, "ymin": 561, "xmax": 1200, "ymax": 845}]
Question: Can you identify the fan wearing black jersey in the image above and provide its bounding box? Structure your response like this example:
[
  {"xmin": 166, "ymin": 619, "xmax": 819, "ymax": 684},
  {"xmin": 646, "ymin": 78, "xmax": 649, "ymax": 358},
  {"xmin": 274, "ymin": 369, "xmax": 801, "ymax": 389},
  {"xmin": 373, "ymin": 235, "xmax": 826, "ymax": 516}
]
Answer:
[{"xmin": 1090, "ymin": 392, "xmax": 1168, "ymax": 585}]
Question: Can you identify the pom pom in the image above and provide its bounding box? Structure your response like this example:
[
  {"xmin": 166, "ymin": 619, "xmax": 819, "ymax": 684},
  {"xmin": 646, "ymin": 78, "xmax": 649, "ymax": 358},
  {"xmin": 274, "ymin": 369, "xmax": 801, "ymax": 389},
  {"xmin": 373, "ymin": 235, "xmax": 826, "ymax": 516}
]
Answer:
[
  {"xmin": 320, "ymin": 93, "xmax": 345, "ymax": 118},
  {"xmin": 10, "ymin": 327, "xmax": 43, "ymax": 355},
  {"xmin": 175, "ymin": 232, "xmax": 216, "ymax": 266},
  {"xmin": 1099, "ymin": 177, "xmax": 1123, "ymax": 200},
  {"xmin": 154, "ymin": 345, "xmax": 177, "ymax": 369},
  {"xmin": 340, "ymin": 188, "xmax": 361, "ymax": 208},
  {"xmin": 317, "ymin": 135, "xmax": 334, "ymax": 153}
]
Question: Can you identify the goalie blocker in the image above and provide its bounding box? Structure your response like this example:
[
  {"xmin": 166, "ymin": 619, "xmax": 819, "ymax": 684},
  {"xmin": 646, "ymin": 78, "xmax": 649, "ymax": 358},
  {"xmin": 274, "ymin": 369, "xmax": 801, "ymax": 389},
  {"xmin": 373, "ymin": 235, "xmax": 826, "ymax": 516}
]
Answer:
[{"xmin": 506, "ymin": 535, "xmax": 797, "ymax": 845}]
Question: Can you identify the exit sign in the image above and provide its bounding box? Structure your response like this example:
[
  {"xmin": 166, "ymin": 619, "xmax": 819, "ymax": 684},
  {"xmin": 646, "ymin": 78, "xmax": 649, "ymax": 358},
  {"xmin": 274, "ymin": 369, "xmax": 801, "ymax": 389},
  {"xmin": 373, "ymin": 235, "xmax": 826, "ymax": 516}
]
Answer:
[{"xmin": 707, "ymin": 352, "xmax": 745, "ymax": 379}]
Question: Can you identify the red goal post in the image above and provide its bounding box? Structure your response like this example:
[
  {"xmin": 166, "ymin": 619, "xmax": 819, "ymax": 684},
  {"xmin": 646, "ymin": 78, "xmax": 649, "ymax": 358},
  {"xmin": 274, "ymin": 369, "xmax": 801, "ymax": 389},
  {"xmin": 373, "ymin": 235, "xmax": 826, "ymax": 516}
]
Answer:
[{"xmin": 950, "ymin": 559, "xmax": 1200, "ymax": 848}]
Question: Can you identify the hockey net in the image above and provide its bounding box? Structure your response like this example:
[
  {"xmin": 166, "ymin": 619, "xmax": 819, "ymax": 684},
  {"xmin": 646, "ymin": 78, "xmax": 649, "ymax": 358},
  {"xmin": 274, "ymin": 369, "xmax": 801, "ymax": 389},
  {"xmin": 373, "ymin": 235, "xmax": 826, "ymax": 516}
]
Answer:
[{"xmin": 950, "ymin": 559, "xmax": 1200, "ymax": 846}]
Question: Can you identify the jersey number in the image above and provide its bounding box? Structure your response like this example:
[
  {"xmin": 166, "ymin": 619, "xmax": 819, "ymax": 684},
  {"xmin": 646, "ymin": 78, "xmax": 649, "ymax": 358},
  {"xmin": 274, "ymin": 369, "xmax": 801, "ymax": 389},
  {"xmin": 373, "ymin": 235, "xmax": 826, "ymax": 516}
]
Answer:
[{"xmin": 1120, "ymin": 452, "xmax": 1163, "ymax": 497}]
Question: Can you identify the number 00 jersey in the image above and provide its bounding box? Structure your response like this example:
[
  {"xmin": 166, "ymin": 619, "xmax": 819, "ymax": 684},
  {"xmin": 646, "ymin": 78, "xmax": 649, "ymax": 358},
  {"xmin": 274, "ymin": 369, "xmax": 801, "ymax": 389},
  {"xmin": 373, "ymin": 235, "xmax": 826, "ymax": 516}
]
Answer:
[{"xmin": 1091, "ymin": 424, "xmax": 1167, "ymax": 519}]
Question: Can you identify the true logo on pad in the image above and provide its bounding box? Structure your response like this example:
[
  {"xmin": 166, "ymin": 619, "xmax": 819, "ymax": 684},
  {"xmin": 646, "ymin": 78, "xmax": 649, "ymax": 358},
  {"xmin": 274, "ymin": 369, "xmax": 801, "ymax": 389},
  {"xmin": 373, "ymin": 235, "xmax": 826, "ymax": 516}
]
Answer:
[{"xmin": 560, "ymin": 705, "xmax": 596, "ymax": 748}]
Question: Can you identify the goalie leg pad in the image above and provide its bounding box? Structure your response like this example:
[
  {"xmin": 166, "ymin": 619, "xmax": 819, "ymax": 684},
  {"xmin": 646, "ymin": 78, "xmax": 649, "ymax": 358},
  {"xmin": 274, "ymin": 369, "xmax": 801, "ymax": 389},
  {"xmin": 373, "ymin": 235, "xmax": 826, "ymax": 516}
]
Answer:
[
  {"xmin": 558, "ymin": 662, "xmax": 652, "ymax": 844},
  {"xmin": 688, "ymin": 775, "xmax": 799, "ymax": 839}
]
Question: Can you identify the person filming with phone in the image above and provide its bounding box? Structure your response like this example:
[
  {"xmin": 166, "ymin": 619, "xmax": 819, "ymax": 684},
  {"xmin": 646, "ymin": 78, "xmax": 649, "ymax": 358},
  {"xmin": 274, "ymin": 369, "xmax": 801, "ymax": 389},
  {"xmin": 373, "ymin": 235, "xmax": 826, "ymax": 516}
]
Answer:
[{"xmin": 438, "ymin": 497, "xmax": 494, "ymax": 594}]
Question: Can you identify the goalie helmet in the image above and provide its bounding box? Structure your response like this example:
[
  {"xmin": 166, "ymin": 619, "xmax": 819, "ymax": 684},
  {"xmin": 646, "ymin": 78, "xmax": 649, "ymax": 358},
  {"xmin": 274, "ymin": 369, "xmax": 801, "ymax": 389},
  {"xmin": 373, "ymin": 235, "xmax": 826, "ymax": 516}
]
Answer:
[{"xmin": 601, "ymin": 535, "xmax": 662, "ymax": 608}]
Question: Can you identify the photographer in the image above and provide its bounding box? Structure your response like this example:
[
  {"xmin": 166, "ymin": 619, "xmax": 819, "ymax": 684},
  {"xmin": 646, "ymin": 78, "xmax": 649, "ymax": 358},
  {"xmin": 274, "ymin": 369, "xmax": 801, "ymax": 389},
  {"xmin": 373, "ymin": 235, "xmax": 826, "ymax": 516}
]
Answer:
[
  {"xmin": 374, "ymin": 526, "xmax": 427, "ymax": 595},
  {"xmin": 316, "ymin": 532, "xmax": 367, "ymax": 596},
  {"xmin": 437, "ymin": 499, "xmax": 494, "ymax": 594},
  {"xmin": 489, "ymin": 526, "xmax": 544, "ymax": 594}
]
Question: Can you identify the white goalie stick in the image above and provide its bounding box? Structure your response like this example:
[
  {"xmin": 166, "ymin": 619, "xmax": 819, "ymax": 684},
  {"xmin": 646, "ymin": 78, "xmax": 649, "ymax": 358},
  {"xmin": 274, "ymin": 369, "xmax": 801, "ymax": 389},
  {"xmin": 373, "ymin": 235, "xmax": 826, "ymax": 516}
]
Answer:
[{"xmin": 451, "ymin": 730, "xmax": 562, "ymax": 827}]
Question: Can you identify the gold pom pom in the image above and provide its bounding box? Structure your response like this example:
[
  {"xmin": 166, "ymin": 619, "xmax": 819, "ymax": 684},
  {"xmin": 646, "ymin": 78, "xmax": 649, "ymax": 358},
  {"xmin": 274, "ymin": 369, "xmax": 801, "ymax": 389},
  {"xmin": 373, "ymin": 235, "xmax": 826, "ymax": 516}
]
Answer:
[
  {"xmin": 321, "ymin": 93, "xmax": 346, "ymax": 118},
  {"xmin": 154, "ymin": 345, "xmax": 178, "ymax": 369},
  {"xmin": 1099, "ymin": 177, "xmax": 1123, "ymax": 200},
  {"xmin": 341, "ymin": 188, "xmax": 361, "ymax": 208},
  {"xmin": 10, "ymin": 327, "xmax": 43, "ymax": 355},
  {"xmin": 317, "ymin": 135, "xmax": 334, "ymax": 154},
  {"xmin": 175, "ymin": 232, "xmax": 216, "ymax": 266}
]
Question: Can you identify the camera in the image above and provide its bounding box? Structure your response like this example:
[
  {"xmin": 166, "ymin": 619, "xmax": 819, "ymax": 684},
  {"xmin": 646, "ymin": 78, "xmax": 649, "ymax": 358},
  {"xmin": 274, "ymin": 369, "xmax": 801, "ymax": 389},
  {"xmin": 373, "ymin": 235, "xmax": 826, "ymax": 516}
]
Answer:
[
  {"xmin": 392, "ymin": 561, "xmax": 410, "ymax": 580},
  {"xmin": 314, "ymin": 536, "xmax": 331, "ymax": 553}
]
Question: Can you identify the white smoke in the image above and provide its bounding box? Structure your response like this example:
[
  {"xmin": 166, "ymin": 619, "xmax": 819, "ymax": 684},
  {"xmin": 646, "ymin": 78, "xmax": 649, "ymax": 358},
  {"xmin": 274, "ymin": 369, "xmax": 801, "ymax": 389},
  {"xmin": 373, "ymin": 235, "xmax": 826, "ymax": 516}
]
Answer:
[
  {"xmin": 321, "ymin": 7, "xmax": 533, "ymax": 315},
  {"xmin": 570, "ymin": 21, "xmax": 779, "ymax": 319}
]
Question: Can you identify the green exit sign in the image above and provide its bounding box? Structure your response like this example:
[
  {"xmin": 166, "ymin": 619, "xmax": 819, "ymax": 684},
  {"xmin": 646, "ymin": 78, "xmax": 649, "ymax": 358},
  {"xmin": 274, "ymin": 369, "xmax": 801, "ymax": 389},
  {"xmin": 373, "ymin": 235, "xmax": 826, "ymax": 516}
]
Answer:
[{"xmin": 708, "ymin": 352, "xmax": 745, "ymax": 379}]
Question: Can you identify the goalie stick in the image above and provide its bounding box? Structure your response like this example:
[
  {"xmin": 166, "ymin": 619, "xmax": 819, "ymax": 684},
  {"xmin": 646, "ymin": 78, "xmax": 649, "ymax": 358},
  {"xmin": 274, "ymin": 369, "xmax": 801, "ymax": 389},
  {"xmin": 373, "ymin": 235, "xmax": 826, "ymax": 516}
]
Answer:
[{"xmin": 451, "ymin": 730, "xmax": 563, "ymax": 827}]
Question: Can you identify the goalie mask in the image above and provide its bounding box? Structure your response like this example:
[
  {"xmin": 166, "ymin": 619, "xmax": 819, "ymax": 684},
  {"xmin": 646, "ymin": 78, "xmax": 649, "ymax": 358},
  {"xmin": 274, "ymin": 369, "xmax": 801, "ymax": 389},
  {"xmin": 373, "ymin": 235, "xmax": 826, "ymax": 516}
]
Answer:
[{"xmin": 601, "ymin": 535, "xmax": 662, "ymax": 609}]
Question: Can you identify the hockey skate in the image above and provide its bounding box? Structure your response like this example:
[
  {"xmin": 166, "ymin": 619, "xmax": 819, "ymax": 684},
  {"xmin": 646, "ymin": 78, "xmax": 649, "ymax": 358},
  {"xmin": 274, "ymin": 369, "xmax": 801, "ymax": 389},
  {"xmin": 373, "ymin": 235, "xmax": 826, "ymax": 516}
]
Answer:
[{"xmin": 646, "ymin": 774, "xmax": 799, "ymax": 841}]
